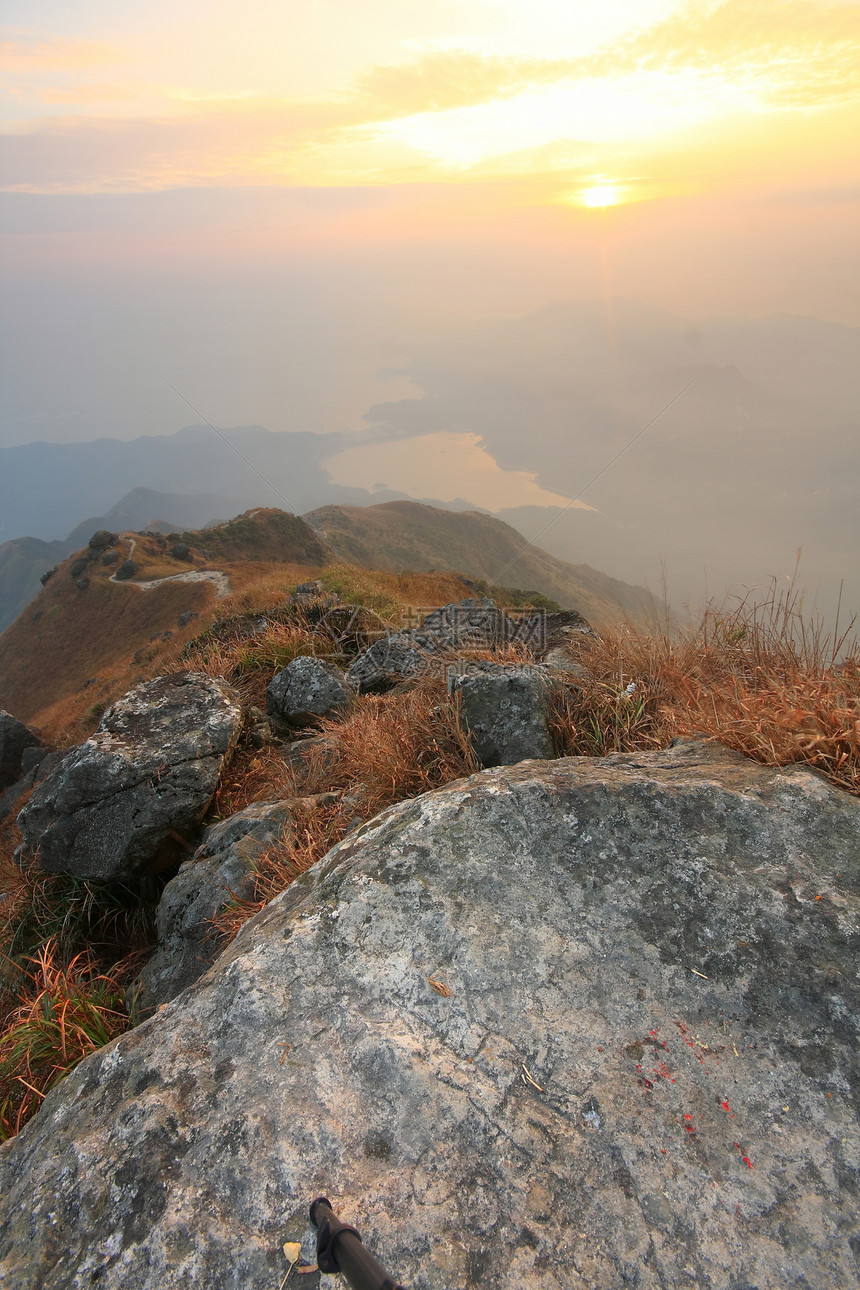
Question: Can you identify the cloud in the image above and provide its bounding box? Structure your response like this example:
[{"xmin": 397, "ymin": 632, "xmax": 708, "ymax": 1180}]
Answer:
[
  {"xmin": 0, "ymin": 98, "xmax": 371, "ymax": 192},
  {"xmin": 589, "ymin": 0, "xmax": 860, "ymax": 108},
  {"xmin": 2, "ymin": 1, "xmax": 858, "ymax": 192},
  {"xmin": 0, "ymin": 32, "xmax": 123, "ymax": 74},
  {"xmin": 353, "ymin": 49, "xmax": 580, "ymax": 116}
]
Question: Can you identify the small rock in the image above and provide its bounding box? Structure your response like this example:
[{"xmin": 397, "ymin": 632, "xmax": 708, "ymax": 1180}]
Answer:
[
  {"xmin": 101, "ymin": 550, "xmax": 119, "ymax": 566},
  {"xmin": 69, "ymin": 557, "xmax": 89, "ymax": 578},
  {"xmin": 20, "ymin": 745, "xmax": 49, "ymax": 775},
  {"xmin": 347, "ymin": 631, "xmax": 437, "ymax": 694},
  {"xmin": 114, "ymin": 559, "xmax": 139, "ymax": 581},
  {"xmin": 75, "ymin": 577, "xmax": 90, "ymax": 591},
  {"xmin": 420, "ymin": 597, "xmax": 505, "ymax": 647},
  {"xmin": 177, "ymin": 611, "xmax": 197, "ymax": 628},
  {"xmin": 267, "ymin": 656, "xmax": 354, "ymax": 727},
  {"xmin": 39, "ymin": 567, "xmax": 56, "ymax": 586},
  {"xmin": 447, "ymin": 661, "xmax": 555, "ymax": 767},
  {"xmin": 543, "ymin": 648, "xmax": 590, "ymax": 679}
]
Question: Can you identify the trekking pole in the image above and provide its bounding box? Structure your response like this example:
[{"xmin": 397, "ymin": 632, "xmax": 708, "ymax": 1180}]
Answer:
[{"xmin": 310, "ymin": 1197, "xmax": 406, "ymax": 1290}]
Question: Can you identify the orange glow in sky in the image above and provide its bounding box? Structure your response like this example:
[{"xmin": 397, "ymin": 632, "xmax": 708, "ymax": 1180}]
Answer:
[{"xmin": 1, "ymin": 0, "xmax": 858, "ymax": 203}]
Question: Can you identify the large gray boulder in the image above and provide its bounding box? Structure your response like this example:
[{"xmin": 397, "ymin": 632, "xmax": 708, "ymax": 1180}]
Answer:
[
  {"xmin": 448, "ymin": 660, "xmax": 555, "ymax": 766},
  {"xmin": 17, "ymin": 673, "xmax": 242, "ymax": 880},
  {"xmin": 266, "ymin": 655, "xmax": 354, "ymax": 726},
  {"xmin": 0, "ymin": 709, "xmax": 43, "ymax": 790},
  {"xmin": 1, "ymin": 741, "xmax": 859, "ymax": 1289},
  {"xmin": 134, "ymin": 799, "xmax": 296, "ymax": 1009}
]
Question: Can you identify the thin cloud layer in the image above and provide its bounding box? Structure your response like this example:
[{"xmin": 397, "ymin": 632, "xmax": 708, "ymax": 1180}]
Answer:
[{"xmin": 1, "ymin": 0, "xmax": 858, "ymax": 192}]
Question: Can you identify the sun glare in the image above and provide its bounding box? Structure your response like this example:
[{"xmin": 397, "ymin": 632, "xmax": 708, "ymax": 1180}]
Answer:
[{"xmin": 580, "ymin": 183, "xmax": 621, "ymax": 208}]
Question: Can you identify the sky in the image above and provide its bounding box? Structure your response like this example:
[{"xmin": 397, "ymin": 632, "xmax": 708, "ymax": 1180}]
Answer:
[{"xmin": 1, "ymin": 1, "xmax": 859, "ymax": 615}]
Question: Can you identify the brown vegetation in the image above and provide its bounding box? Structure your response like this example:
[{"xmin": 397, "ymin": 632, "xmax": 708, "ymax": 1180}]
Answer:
[{"xmin": 0, "ymin": 565, "xmax": 857, "ymax": 1140}]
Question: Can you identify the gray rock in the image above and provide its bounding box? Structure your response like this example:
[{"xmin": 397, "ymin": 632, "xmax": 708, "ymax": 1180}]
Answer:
[
  {"xmin": 267, "ymin": 655, "xmax": 354, "ymax": 726},
  {"xmin": 102, "ymin": 549, "xmax": 119, "ymax": 566},
  {"xmin": 17, "ymin": 672, "xmax": 242, "ymax": 880},
  {"xmin": 448, "ymin": 660, "xmax": 555, "ymax": 766},
  {"xmin": 2, "ymin": 741, "xmax": 859, "ymax": 1289},
  {"xmin": 39, "ymin": 566, "xmax": 57, "ymax": 585},
  {"xmin": 346, "ymin": 598, "xmax": 506, "ymax": 694},
  {"xmin": 20, "ymin": 744, "xmax": 49, "ymax": 775},
  {"xmin": 170, "ymin": 543, "xmax": 190, "ymax": 560},
  {"xmin": 346, "ymin": 629, "xmax": 437, "ymax": 693},
  {"xmin": 69, "ymin": 556, "xmax": 89, "ymax": 578},
  {"xmin": 177, "ymin": 610, "xmax": 197, "ymax": 628},
  {"xmin": 0, "ymin": 748, "xmax": 66, "ymax": 826},
  {"xmin": 542, "ymin": 647, "xmax": 590, "ymax": 678},
  {"xmin": 75, "ymin": 576, "xmax": 90, "ymax": 591},
  {"xmin": 114, "ymin": 559, "xmax": 140, "ymax": 581},
  {"xmin": 134, "ymin": 800, "xmax": 296, "ymax": 1009},
  {"xmin": 0, "ymin": 709, "xmax": 43, "ymax": 790},
  {"xmin": 345, "ymin": 599, "xmax": 593, "ymax": 695},
  {"xmin": 89, "ymin": 529, "xmax": 119, "ymax": 550},
  {"xmin": 419, "ymin": 596, "xmax": 505, "ymax": 646}
]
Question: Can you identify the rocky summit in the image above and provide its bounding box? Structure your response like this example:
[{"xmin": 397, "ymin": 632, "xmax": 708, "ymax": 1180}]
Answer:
[{"xmin": 1, "ymin": 739, "xmax": 857, "ymax": 1289}]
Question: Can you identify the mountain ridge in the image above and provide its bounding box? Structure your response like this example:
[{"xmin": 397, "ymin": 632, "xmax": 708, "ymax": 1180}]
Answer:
[{"xmin": 0, "ymin": 502, "xmax": 654, "ymax": 741}]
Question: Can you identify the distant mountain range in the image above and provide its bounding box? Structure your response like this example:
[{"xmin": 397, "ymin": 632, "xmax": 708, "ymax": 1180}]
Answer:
[{"xmin": 2, "ymin": 301, "xmax": 856, "ymax": 628}]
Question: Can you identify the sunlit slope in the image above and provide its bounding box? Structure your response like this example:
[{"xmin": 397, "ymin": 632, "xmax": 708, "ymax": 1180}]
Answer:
[
  {"xmin": 0, "ymin": 510, "xmax": 328, "ymax": 736},
  {"xmin": 304, "ymin": 501, "xmax": 655, "ymax": 626}
]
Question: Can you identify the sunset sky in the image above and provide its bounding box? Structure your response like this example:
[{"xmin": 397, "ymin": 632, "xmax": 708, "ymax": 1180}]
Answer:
[
  {"xmin": 2, "ymin": 0, "xmax": 859, "ymax": 204},
  {"xmin": 1, "ymin": 2, "xmax": 858, "ymax": 617}
]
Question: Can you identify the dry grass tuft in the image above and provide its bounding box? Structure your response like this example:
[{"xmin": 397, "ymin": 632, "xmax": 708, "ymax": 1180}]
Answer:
[
  {"xmin": 181, "ymin": 620, "xmax": 322, "ymax": 709},
  {"xmin": 0, "ymin": 942, "xmax": 138, "ymax": 1140},
  {"xmin": 551, "ymin": 580, "xmax": 860, "ymax": 792},
  {"xmin": 0, "ymin": 808, "xmax": 159, "ymax": 1139},
  {"xmin": 211, "ymin": 676, "xmax": 478, "ymax": 941}
]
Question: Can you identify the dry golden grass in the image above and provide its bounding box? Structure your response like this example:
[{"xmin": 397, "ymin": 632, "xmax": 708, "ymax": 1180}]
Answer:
[
  {"xmin": 0, "ymin": 942, "xmax": 139, "ymax": 1140},
  {"xmin": 0, "ymin": 807, "xmax": 158, "ymax": 1138},
  {"xmin": 551, "ymin": 582, "xmax": 860, "ymax": 792},
  {"xmin": 3, "ymin": 570, "xmax": 858, "ymax": 1141},
  {"xmin": 319, "ymin": 564, "xmax": 484, "ymax": 621},
  {"xmin": 211, "ymin": 675, "xmax": 478, "ymax": 940},
  {"xmin": 181, "ymin": 620, "xmax": 324, "ymax": 710}
]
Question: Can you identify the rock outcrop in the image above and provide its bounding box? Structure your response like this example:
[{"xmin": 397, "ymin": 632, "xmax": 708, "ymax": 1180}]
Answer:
[
  {"xmin": 266, "ymin": 655, "xmax": 354, "ymax": 727},
  {"xmin": 2, "ymin": 740, "xmax": 858, "ymax": 1289},
  {"xmin": 347, "ymin": 597, "xmax": 582, "ymax": 695},
  {"xmin": 0, "ymin": 709, "xmax": 42, "ymax": 790},
  {"xmin": 447, "ymin": 660, "xmax": 555, "ymax": 766},
  {"xmin": 17, "ymin": 672, "xmax": 242, "ymax": 880},
  {"xmin": 134, "ymin": 799, "xmax": 296, "ymax": 1009}
]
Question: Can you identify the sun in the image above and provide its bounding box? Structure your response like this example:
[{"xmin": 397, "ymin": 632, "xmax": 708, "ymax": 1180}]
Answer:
[{"xmin": 580, "ymin": 183, "xmax": 622, "ymax": 208}]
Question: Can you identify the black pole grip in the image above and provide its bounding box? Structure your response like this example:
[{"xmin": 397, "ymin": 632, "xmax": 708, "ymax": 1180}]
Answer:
[{"xmin": 310, "ymin": 1197, "xmax": 406, "ymax": 1290}]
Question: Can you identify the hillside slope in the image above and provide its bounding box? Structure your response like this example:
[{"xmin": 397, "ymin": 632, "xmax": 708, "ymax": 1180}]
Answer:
[
  {"xmin": 0, "ymin": 509, "xmax": 328, "ymax": 734},
  {"xmin": 305, "ymin": 500, "xmax": 655, "ymax": 627},
  {"xmin": 0, "ymin": 536, "xmax": 69, "ymax": 634}
]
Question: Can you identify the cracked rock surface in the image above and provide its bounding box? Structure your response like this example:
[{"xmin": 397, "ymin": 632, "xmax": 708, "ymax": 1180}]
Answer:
[
  {"xmin": 133, "ymin": 799, "xmax": 296, "ymax": 1010},
  {"xmin": 17, "ymin": 672, "xmax": 242, "ymax": 880},
  {"xmin": 1, "ymin": 740, "xmax": 859, "ymax": 1288}
]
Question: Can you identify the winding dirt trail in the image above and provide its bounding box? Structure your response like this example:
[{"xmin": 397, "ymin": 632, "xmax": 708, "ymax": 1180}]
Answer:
[{"xmin": 108, "ymin": 536, "xmax": 230, "ymax": 598}]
